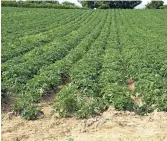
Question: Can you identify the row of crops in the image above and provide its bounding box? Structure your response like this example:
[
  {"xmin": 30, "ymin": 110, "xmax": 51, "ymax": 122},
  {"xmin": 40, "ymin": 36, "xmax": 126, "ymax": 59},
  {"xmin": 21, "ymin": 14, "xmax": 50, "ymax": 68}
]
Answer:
[{"xmin": 2, "ymin": 7, "xmax": 167, "ymax": 119}]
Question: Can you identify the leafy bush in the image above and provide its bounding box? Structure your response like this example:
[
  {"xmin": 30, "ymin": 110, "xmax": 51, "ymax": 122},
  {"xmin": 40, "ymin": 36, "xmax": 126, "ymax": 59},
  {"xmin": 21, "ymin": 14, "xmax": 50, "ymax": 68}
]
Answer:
[
  {"xmin": 102, "ymin": 84, "xmax": 136, "ymax": 111},
  {"xmin": 160, "ymin": 5, "xmax": 167, "ymax": 9},
  {"xmin": 82, "ymin": 1, "xmax": 142, "ymax": 9},
  {"xmin": 54, "ymin": 85, "xmax": 78, "ymax": 117},
  {"xmin": 14, "ymin": 100, "xmax": 40, "ymax": 120},
  {"xmin": 54, "ymin": 84, "xmax": 106, "ymax": 118},
  {"xmin": 145, "ymin": 0, "xmax": 164, "ymax": 9},
  {"xmin": 76, "ymin": 97, "xmax": 106, "ymax": 118},
  {"xmin": 62, "ymin": 1, "xmax": 75, "ymax": 6},
  {"xmin": 21, "ymin": 105, "xmax": 40, "ymax": 120}
]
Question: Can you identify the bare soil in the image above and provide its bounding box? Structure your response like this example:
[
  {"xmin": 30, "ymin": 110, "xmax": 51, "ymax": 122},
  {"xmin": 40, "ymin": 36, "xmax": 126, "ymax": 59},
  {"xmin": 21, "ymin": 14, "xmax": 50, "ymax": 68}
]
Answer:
[{"xmin": 2, "ymin": 99, "xmax": 167, "ymax": 141}]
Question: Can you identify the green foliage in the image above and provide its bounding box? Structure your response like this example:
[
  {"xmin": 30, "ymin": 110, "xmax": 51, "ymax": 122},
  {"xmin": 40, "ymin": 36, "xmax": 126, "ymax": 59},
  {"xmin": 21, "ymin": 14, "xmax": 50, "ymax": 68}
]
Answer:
[
  {"xmin": 160, "ymin": 5, "xmax": 167, "ymax": 9},
  {"xmin": 66, "ymin": 138, "xmax": 74, "ymax": 141},
  {"xmin": 82, "ymin": 1, "xmax": 142, "ymax": 9},
  {"xmin": 2, "ymin": 8, "xmax": 167, "ymax": 119},
  {"xmin": 146, "ymin": 0, "xmax": 164, "ymax": 9},
  {"xmin": 76, "ymin": 97, "xmax": 106, "ymax": 118},
  {"xmin": 1, "ymin": 84, "xmax": 9, "ymax": 104},
  {"xmin": 54, "ymin": 85, "xmax": 78, "ymax": 117},
  {"xmin": 21, "ymin": 105, "xmax": 40, "ymax": 120},
  {"xmin": 102, "ymin": 84, "xmax": 136, "ymax": 111},
  {"xmin": 14, "ymin": 100, "xmax": 40, "ymax": 120},
  {"xmin": 54, "ymin": 84, "xmax": 106, "ymax": 118},
  {"xmin": 62, "ymin": 1, "xmax": 75, "ymax": 6},
  {"xmin": 1, "ymin": 1, "xmax": 82, "ymax": 9}
]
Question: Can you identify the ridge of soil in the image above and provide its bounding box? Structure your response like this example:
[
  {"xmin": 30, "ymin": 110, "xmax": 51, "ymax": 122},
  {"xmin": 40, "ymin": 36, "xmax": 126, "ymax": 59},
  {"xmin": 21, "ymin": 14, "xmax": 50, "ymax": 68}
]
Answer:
[{"xmin": 2, "ymin": 101, "xmax": 167, "ymax": 141}]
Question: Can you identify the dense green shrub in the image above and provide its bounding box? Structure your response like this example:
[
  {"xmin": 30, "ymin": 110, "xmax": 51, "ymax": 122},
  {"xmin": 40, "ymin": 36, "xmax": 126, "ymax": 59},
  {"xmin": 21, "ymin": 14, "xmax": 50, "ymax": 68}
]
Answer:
[
  {"xmin": 14, "ymin": 100, "xmax": 40, "ymax": 120},
  {"xmin": 62, "ymin": 1, "xmax": 75, "ymax": 6},
  {"xmin": 102, "ymin": 84, "xmax": 135, "ymax": 111},
  {"xmin": 160, "ymin": 5, "xmax": 167, "ymax": 9},
  {"xmin": 82, "ymin": 1, "xmax": 142, "ymax": 9},
  {"xmin": 145, "ymin": 0, "xmax": 164, "ymax": 9},
  {"xmin": 54, "ymin": 84, "xmax": 107, "ymax": 118},
  {"xmin": 21, "ymin": 105, "xmax": 40, "ymax": 120},
  {"xmin": 54, "ymin": 85, "xmax": 78, "ymax": 117}
]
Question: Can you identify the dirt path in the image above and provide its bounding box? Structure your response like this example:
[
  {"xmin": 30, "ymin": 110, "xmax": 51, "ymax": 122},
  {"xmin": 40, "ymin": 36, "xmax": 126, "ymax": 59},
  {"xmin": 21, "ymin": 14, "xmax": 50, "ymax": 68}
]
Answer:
[{"xmin": 2, "ymin": 102, "xmax": 167, "ymax": 141}]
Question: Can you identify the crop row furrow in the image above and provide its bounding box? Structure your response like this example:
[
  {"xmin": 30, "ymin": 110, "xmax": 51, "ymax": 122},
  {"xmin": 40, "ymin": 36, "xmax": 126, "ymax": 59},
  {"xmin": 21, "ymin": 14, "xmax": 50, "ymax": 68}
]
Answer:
[
  {"xmin": 3, "ymin": 10, "xmax": 94, "ymax": 68},
  {"xmin": 99, "ymin": 10, "xmax": 136, "ymax": 113},
  {"xmin": 13, "ymin": 10, "xmax": 109, "ymax": 117},
  {"xmin": 54, "ymin": 10, "xmax": 111, "ymax": 118},
  {"xmin": 118, "ymin": 10, "xmax": 167, "ymax": 112},
  {"xmin": 2, "ymin": 9, "xmax": 80, "ymax": 40},
  {"xmin": 3, "ymin": 10, "xmax": 97, "ymax": 72},
  {"xmin": 2, "ymin": 10, "xmax": 100, "ymax": 95},
  {"xmin": 122, "ymin": 10, "xmax": 167, "ymax": 38},
  {"xmin": 17, "ymin": 10, "xmax": 106, "ymax": 105},
  {"xmin": 2, "ymin": 10, "xmax": 89, "ymax": 62}
]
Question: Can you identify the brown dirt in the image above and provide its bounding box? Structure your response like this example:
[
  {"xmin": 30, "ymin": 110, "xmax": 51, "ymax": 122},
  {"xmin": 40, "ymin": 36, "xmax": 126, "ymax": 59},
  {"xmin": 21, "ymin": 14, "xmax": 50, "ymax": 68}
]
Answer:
[{"xmin": 2, "ymin": 101, "xmax": 167, "ymax": 141}]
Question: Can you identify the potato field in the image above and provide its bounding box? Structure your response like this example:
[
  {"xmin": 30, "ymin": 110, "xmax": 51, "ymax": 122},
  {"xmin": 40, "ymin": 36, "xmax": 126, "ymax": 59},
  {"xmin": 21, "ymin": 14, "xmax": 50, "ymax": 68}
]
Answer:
[{"xmin": 2, "ymin": 7, "xmax": 167, "ymax": 119}]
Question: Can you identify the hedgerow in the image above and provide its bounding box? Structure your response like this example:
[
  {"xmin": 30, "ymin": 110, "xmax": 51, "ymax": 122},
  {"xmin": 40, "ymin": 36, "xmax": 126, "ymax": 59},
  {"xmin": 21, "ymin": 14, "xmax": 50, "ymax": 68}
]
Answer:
[{"xmin": 1, "ymin": 1, "xmax": 84, "ymax": 9}]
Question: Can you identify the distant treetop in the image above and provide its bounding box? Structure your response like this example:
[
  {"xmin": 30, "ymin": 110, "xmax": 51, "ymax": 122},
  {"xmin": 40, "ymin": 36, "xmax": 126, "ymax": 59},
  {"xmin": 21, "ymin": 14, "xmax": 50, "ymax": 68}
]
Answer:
[
  {"xmin": 145, "ymin": 0, "xmax": 164, "ymax": 9},
  {"xmin": 81, "ymin": 1, "xmax": 142, "ymax": 9}
]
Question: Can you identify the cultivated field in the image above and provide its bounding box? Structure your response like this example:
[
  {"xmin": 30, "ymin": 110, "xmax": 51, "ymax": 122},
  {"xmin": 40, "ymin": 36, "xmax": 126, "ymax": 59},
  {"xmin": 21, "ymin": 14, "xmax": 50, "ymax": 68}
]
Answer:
[{"xmin": 2, "ymin": 7, "xmax": 167, "ymax": 120}]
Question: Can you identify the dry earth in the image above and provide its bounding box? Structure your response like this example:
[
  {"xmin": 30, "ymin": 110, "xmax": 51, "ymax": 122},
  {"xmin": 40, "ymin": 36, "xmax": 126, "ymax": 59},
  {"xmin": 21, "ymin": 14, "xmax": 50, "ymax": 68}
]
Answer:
[{"xmin": 2, "ymin": 97, "xmax": 167, "ymax": 141}]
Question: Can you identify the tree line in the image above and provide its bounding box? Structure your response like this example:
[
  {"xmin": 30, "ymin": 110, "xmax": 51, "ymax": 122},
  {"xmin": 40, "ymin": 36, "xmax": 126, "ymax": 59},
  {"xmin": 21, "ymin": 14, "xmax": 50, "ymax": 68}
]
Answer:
[
  {"xmin": 81, "ymin": 1, "xmax": 142, "ymax": 9},
  {"xmin": 2, "ymin": 0, "xmax": 166, "ymax": 9}
]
